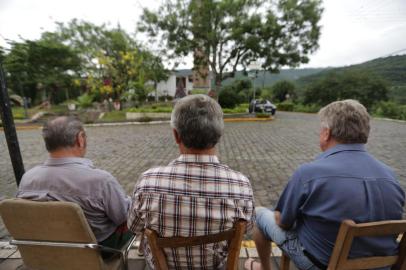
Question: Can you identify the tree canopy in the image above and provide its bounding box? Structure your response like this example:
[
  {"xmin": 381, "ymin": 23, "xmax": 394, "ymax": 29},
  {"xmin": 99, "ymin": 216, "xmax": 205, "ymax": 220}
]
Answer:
[
  {"xmin": 2, "ymin": 19, "xmax": 168, "ymax": 105},
  {"xmin": 303, "ymin": 71, "xmax": 389, "ymax": 109},
  {"xmin": 138, "ymin": 0, "xmax": 323, "ymax": 91},
  {"xmin": 271, "ymin": 80, "xmax": 296, "ymax": 102},
  {"xmin": 4, "ymin": 39, "xmax": 81, "ymax": 104}
]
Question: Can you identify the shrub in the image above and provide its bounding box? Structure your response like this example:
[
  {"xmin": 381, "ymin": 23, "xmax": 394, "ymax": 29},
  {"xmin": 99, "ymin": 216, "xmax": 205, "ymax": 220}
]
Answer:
[
  {"xmin": 373, "ymin": 101, "xmax": 406, "ymax": 120},
  {"xmin": 127, "ymin": 106, "xmax": 173, "ymax": 113},
  {"xmin": 77, "ymin": 94, "xmax": 94, "ymax": 108},
  {"xmin": 191, "ymin": 89, "xmax": 209, "ymax": 95},
  {"xmin": 222, "ymin": 104, "xmax": 248, "ymax": 114},
  {"xmin": 219, "ymin": 88, "xmax": 241, "ymax": 108},
  {"xmin": 272, "ymin": 80, "xmax": 296, "ymax": 102},
  {"xmin": 276, "ymin": 101, "xmax": 294, "ymax": 111},
  {"xmin": 293, "ymin": 103, "xmax": 321, "ymax": 113}
]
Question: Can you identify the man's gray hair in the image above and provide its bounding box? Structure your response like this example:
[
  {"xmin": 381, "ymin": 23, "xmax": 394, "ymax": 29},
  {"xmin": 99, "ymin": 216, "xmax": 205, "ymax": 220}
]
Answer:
[
  {"xmin": 42, "ymin": 116, "xmax": 84, "ymax": 152},
  {"xmin": 318, "ymin": 99, "xmax": 370, "ymax": 144},
  {"xmin": 171, "ymin": 94, "xmax": 224, "ymax": 149}
]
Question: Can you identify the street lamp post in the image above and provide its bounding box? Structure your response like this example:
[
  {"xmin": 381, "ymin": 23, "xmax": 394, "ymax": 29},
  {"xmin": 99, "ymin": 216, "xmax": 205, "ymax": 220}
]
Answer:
[{"xmin": 248, "ymin": 61, "xmax": 261, "ymax": 102}]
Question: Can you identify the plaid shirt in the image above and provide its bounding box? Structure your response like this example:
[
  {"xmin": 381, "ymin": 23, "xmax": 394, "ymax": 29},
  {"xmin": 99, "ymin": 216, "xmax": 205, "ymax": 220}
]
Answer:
[{"xmin": 128, "ymin": 154, "xmax": 255, "ymax": 270}]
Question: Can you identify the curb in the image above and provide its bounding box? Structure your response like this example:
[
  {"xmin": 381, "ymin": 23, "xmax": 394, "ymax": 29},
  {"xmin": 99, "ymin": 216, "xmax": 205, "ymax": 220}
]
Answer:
[
  {"xmin": 2, "ymin": 117, "xmax": 276, "ymax": 131},
  {"xmin": 224, "ymin": 117, "xmax": 273, "ymax": 122}
]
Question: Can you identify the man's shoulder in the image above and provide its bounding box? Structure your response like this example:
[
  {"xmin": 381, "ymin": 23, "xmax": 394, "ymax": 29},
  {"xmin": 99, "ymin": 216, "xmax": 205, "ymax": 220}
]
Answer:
[{"xmin": 23, "ymin": 161, "xmax": 116, "ymax": 184}]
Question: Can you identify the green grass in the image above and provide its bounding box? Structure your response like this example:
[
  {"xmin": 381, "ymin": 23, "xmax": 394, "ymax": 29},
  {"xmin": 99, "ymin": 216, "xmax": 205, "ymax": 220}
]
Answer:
[
  {"xmin": 11, "ymin": 107, "xmax": 27, "ymax": 119},
  {"xmin": 127, "ymin": 106, "xmax": 173, "ymax": 113},
  {"xmin": 100, "ymin": 111, "xmax": 126, "ymax": 122},
  {"xmin": 222, "ymin": 103, "xmax": 249, "ymax": 114}
]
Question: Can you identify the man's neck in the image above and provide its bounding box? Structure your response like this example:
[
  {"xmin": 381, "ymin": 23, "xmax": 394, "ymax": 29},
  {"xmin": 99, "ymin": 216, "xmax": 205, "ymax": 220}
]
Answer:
[
  {"xmin": 322, "ymin": 139, "xmax": 339, "ymax": 152},
  {"xmin": 179, "ymin": 144, "xmax": 216, "ymax": 156},
  {"xmin": 49, "ymin": 148, "xmax": 84, "ymax": 159}
]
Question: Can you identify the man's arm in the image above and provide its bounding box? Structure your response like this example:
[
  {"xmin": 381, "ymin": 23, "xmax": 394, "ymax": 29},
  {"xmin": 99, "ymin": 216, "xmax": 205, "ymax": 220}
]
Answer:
[
  {"xmin": 127, "ymin": 186, "xmax": 146, "ymax": 234},
  {"xmin": 274, "ymin": 210, "xmax": 290, "ymax": 230},
  {"xmin": 103, "ymin": 177, "xmax": 131, "ymax": 226},
  {"xmin": 274, "ymin": 167, "xmax": 308, "ymax": 229}
]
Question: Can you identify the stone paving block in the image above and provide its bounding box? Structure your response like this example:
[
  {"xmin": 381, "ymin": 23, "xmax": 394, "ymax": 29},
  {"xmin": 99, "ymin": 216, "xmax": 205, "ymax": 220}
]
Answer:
[
  {"xmin": 0, "ymin": 249, "xmax": 16, "ymax": 259},
  {"xmin": 8, "ymin": 251, "xmax": 21, "ymax": 259},
  {"xmin": 0, "ymin": 259, "xmax": 27, "ymax": 270},
  {"xmin": 239, "ymin": 247, "xmax": 248, "ymax": 258},
  {"xmin": 246, "ymin": 248, "xmax": 259, "ymax": 258}
]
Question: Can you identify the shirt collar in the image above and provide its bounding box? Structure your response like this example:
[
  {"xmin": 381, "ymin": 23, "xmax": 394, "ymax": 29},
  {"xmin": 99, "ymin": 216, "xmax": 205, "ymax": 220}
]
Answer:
[
  {"xmin": 175, "ymin": 154, "xmax": 220, "ymax": 164},
  {"xmin": 44, "ymin": 157, "xmax": 94, "ymax": 167},
  {"xmin": 317, "ymin": 143, "xmax": 366, "ymax": 160}
]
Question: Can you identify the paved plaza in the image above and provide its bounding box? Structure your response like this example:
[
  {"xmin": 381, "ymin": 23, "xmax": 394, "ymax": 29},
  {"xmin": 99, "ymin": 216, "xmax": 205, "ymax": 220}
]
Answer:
[{"xmin": 1, "ymin": 112, "xmax": 406, "ymax": 239}]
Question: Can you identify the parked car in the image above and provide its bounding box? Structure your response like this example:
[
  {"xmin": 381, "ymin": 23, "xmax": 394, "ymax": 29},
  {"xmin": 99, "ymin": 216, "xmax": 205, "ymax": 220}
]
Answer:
[{"xmin": 249, "ymin": 99, "xmax": 277, "ymax": 115}]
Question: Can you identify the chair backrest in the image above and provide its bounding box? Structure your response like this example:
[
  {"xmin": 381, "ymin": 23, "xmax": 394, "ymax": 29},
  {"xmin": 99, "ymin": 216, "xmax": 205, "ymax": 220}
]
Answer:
[
  {"xmin": 327, "ymin": 219, "xmax": 406, "ymax": 270},
  {"xmin": 0, "ymin": 198, "xmax": 105, "ymax": 270},
  {"xmin": 145, "ymin": 220, "xmax": 247, "ymax": 270}
]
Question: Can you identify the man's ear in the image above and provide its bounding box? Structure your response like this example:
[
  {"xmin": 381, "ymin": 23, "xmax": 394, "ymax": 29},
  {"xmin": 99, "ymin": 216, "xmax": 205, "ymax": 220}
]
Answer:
[
  {"xmin": 173, "ymin": 129, "xmax": 181, "ymax": 144},
  {"xmin": 77, "ymin": 131, "xmax": 86, "ymax": 149},
  {"xmin": 321, "ymin": 127, "xmax": 331, "ymax": 143}
]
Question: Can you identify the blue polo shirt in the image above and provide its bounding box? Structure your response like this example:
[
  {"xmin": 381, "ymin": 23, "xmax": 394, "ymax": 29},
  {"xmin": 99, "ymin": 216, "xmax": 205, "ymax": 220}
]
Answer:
[{"xmin": 275, "ymin": 144, "xmax": 405, "ymax": 266}]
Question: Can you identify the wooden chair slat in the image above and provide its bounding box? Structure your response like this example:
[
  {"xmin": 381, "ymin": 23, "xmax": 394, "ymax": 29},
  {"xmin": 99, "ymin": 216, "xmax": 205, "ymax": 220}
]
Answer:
[
  {"xmin": 145, "ymin": 220, "xmax": 247, "ymax": 270},
  {"xmin": 342, "ymin": 256, "xmax": 398, "ymax": 270},
  {"xmin": 280, "ymin": 219, "xmax": 406, "ymax": 270},
  {"xmin": 155, "ymin": 229, "xmax": 235, "ymax": 248}
]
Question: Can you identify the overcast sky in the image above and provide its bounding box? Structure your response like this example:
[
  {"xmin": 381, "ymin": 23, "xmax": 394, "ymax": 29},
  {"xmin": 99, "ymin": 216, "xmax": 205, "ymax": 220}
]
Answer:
[{"xmin": 0, "ymin": 0, "xmax": 405, "ymax": 69}]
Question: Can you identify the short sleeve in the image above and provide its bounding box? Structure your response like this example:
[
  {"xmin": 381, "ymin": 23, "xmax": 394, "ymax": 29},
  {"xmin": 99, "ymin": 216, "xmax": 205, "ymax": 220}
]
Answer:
[
  {"xmin": 275, "ymin": 167, "xmax": 308, "ymax": 227},
  {"xmin": 102, "ymin": 176, "xmax": 131, "ymax": 226},
  {"xmin": 127, "ymin": 181, "xmax": 146, "ymax": 233}
]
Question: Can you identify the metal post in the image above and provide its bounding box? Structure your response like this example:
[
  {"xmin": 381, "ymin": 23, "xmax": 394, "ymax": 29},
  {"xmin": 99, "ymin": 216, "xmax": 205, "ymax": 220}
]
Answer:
[{"xmin": 0, "ymin": 63, "xmax": 25, "ymax": 186}]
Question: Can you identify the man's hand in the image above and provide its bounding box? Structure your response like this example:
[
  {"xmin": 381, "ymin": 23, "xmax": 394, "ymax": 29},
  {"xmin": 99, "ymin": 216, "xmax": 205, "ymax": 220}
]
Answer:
[{"xmin": 274, "ymin": 211, "xmax": 290, "ymax": 230}]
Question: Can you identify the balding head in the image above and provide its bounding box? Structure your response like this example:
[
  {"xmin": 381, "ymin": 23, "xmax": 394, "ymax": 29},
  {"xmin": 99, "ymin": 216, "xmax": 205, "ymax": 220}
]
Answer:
[{"xmin": 42, "ymin": 116, "xmax": 84, "ymax": 152}]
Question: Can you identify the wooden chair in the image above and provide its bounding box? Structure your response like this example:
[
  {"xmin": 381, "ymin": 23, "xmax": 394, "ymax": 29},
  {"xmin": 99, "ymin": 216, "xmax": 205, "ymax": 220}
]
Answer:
[
  {"xmin": 145, "ymin": 220, "xmax": 247, "ymax": 270},
  {"xmin": 281, "ymin": 219, "xmax": 406, "ymax": 270},
  {"xmin": 0, "ymin": 198, "xmax": 136, "ymax": 270}
]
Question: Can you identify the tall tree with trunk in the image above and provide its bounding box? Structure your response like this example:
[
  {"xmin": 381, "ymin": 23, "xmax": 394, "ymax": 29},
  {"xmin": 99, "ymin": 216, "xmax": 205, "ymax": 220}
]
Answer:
[{"xmin": 138, "ymin": 0, "xmax": 323, "ymax": 93}]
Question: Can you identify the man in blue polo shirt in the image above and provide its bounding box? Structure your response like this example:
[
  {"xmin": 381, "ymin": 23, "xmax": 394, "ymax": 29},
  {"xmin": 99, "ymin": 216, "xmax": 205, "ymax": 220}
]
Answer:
[{"xmin": 245, "ymin": 100, "xmax": 405, "ymax": 270}]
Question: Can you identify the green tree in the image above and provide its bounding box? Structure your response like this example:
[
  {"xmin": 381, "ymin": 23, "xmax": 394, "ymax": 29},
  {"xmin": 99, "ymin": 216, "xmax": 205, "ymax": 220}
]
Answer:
[
  {"xmin": 219, "ymin": 79, "xmax": 253, "ymax": 106},
  {"xmin": 138, "ymin": 0, "xmax": 322, "ymax": 93},
  {"xmin": 304, "ymin": 71, "xmax": 389, "ymax": 109},
  {"xmin": 0, "ymin": 46, "xmax": 5, "ymax": 63},
  {"xmin": 142, "ymin": 52, "xmax": 170, "ymax": 102},
  {"xmin": 44, "ymin": 20, "xmax": 168, "ymax": 102},
  {"xmin": 272, "ymin": 80, "xmax": 296, "ymax": 102},
  {"xmin": 4, "ymin": 39, "xmax": 81, "ymax": 104}
]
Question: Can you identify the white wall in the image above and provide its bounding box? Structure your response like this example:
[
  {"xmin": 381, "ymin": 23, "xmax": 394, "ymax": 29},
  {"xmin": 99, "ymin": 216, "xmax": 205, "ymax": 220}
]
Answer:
[{"xmin": 156, "ymin": 74, "xmax": 176, "ymax": 97}]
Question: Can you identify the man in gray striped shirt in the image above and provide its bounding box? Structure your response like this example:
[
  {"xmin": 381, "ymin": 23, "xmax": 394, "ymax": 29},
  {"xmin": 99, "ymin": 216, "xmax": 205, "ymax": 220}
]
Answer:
[
  {"xmin": 128, "ymin": 95, "xmax": 255, "ymax": 269},
  {"xmin": 17, "ymin": 116, "xmax": 132, "ymax": 251}
]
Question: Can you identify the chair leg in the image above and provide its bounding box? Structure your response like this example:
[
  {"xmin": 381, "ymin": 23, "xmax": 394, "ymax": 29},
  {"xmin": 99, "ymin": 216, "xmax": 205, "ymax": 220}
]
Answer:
[{"xmin": 281, "ymin": 252, "xmax": 290, "ymax": 270}]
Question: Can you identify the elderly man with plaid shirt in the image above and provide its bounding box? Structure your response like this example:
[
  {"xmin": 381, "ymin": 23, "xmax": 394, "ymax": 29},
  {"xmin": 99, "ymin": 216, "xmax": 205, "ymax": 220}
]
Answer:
[{"xmin": 128, "ymin": 94, "xmax": 255, "ymax": 269}]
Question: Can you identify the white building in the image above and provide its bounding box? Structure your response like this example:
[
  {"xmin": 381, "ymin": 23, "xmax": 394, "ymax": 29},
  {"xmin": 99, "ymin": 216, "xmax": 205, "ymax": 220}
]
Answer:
[{"xmin": 151, "ymin": 69, "xmax": 212, "ymax": 98}]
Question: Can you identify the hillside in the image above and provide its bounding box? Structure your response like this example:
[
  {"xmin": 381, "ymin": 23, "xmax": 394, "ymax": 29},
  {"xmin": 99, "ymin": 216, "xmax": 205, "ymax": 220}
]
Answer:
[
  {"xmin": 296, "ymin": 54, "xmax": 406, "ymax": 103},
  {"xmin": 297, "ymin": 55, "xmax": 406, "ymax": 87},
  {"xmin": 219, "ymin": 68, "xmax": 327, "ymax": 88}
]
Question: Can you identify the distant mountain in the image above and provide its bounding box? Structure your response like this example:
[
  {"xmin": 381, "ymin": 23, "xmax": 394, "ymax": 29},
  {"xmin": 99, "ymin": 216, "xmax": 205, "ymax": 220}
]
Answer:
[
  {"xmin": 296, "ymin": 54, "xmax": 406, "ymax": 103},
  {"xmin": 219, "ymin": 68, "xmax": 327, "ymax": 88},
  {"xmin": 297, "ymin": 55, "xmax": 406, "ymax": 87}
]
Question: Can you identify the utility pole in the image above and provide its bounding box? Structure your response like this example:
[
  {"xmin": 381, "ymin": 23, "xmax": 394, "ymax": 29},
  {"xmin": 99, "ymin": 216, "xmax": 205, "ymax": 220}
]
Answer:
[{"xmin": 0, "ymin": 64, "xmax": 25, "ymax": 186}]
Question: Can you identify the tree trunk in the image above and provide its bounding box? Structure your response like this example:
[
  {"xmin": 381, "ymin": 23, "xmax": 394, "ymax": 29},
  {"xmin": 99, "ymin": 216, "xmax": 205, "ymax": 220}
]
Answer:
[
  {"xmin": 214, "ymin": 73, "xmax": 222, "ymax": 100},
  {"xmin": 154, "ymin": 81, "xmax": 158, "ymax": 102}
]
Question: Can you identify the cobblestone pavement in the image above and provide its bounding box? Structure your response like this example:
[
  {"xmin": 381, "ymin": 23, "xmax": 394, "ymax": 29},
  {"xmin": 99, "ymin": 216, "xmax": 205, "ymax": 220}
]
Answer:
[{"xmin": 1, "ymin": 112, "xmax": 406, "ymax": 239}]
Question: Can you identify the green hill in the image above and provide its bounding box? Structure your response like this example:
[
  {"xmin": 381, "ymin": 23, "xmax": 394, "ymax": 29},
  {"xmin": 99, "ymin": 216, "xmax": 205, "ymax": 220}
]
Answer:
[
  {"xmin": 219, "ymin": 68, "xmax": 327, "ymax": 88},
  {"xmin": 296, "ymin": 55, "xmax": 406, "ymax": 103}
]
